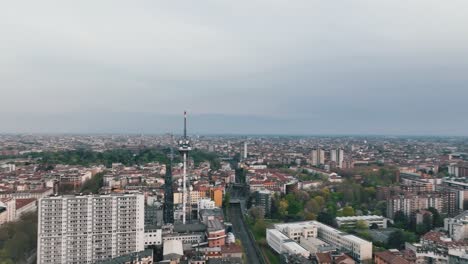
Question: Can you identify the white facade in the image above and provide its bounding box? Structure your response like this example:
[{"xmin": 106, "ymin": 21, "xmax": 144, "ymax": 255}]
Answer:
[
  {"xmin": 270, "ymin": 221, "xmax": 372, "ymax": 262},
  {"xmin": 144, "ymin": 229, "xmax": 162, "ymax": 246},
  {"xmin": 37, "ymin": 193, "xmax": 145, "ymax": 264},
  {"xmin": 336, "ymin": 215, "xmax": 387, "ymax": 229},
  {"xmin": 163, "ymin": 240, "xmax": 184, "ymax": 261},
  {"xmin": 314, "ymin": 221, "xmax": 372, "ymax": 262},
  {"xmin": 274, "ymin": 221, "xmax": 318, "ymax": 242},
  {"xmin": 0, "ymin": 198, "xmax": 15, "ymax": 225},
  {"xmin": 198, "ymin": 198, "xmax": 216, "ymax": 211},
  {"xmin": 163, "ymin": 233, "xmax": 204, "ymax": 245},
  {"xmin": 331, "ymin": 149, "xmax": 345, "ymax": 168},
  {"xmin": 266, "ymin": 229, "xmax": 290, "ymax": 254}
]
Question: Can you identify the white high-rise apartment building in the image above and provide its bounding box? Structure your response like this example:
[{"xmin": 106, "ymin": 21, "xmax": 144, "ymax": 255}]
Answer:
[
  {"xmin": 37, "ymin": 193, "xmax": 145, "ymax": 264},
  {"xmin": 330, "ymin": 149, "xmax": 345, "ymax": 168},
  {"xmin": 311, "ymin": 149, "xmax": 325, "ymax": 166}
]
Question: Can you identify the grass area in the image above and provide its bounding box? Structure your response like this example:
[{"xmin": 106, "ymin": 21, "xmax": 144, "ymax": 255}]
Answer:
[
  {"xmin": 245, "ymin": 217, "xmax": 282, "ymax": 264},
  {"xmin": 262, "ymin": 245, "xmax": 281, "ymax": 264}
]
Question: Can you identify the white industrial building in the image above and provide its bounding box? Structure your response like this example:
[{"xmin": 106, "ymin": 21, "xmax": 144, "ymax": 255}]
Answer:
[
  {"xmin": 274, "ymin": 221, "xmax": 318, "ymax": 242},
  {"xmin": 314, "ymin": 221, "xmax": 372, "ymax": 262},
  {"xmin": 266, "ymin": 229, "xmax": 309, "ymax": 258},
  {"xmin": 268, "ymin": 221, "xmax": 372, "ymax": 262},
  {"xmin": 300, "ymin": 236, "xmax": 335, "ymax": 254},
  {"xmin": 336, "ymin": 215, "xmax": 388, "ymax": 229},
  {"xmin": 37, "ymin": 193, "xmax": 145, "ymax": 264}
]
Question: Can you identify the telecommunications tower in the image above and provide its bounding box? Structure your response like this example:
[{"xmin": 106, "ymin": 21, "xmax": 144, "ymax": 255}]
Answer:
[{"xmin": 178, "ymin": 111, "xmax": 191, "ymax": 224}]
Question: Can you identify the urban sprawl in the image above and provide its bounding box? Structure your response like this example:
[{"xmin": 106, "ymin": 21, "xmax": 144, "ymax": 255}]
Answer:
[{"xmin": 1, "ymin": 123, "xmax": 468, "ymax": 264}]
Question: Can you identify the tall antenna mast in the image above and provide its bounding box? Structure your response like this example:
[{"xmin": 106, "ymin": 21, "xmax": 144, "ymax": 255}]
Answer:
[
  {"xmin": 178, "ymin": 111, "xmax": 192, "ymax": 224},
  {"xmin": 184, "ymin": 111, "xmax": 187, "ymax": 139}
]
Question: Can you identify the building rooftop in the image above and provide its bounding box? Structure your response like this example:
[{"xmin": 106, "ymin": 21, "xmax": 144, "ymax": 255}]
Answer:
[
  {"xmin": 207, "ymin": 257, "xmax": 242, "ymax": 264},
  {"xmin": 374, "ymin": 251, "xmax": 411, "ymax": 264},
  {"xmin": 163, "ymin": 240, "xmax": 183, "ymax": 257},
  {"xmin": 207, "ymin": 219, "xmax": 224, "ymax": 232},
  {"xmin": 174, "ymin": 222, "xmax": 207, "ymax": 233},
  {"xmin": 98, "ymin": 249, "xmax": 153, "ymax": 264},
  {"xmin": 15, "ymin": 198, "xmax": 36, "ymax": 210}
]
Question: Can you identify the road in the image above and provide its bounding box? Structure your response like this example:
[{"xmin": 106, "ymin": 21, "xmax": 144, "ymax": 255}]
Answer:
[{"xmin": 228, "ymin": 203, "xmax": 265, "ymax": 264}]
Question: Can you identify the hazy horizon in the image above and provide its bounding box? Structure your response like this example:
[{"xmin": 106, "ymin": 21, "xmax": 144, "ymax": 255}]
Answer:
[
  {"xmin": 1, "ymin": 1, "xmax": 468, "ymax": 135},
  {"xmin": 0, "ymin": 112, "xmax": 466, "ymax": 137}
]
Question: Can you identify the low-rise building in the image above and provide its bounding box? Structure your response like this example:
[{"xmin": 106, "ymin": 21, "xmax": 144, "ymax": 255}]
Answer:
[
  {"xmin": 269, "ymin": 221, "xmax": 372, "ymax": 262},
  {"xmin": 163, "ymin": 240, "xmax": 184, "ymax": 261},
  {"xmin": 207, "ymin": 219, "xmax": 226, "ymax": 248},
  {"xmin": 336, "ymin": 215, "xmax": 388, "ymax": 229},
  {"xmin": 374, "ymin": 250, "xmax": 411, "ymax": 264}
]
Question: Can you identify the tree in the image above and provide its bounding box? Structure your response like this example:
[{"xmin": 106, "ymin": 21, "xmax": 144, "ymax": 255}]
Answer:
[
  {"xmin": 0, "ymin": 212, "xmax": 37, "ymax": 263},
  {"xmin": 393, "ymin": 211, "xmax": 408, "ymax": 228},
  {"xmin": 356, "ymin": 220, "xmax": 369, "ymax": 229},
  {"xmin": 223, "ymin": 193, "xmax": 231, "ymax": 209},
  {"xmin": 305, "ymin": 212, "xmax": 317, "ymax": 220},
  {"xmin": 375, "ymin": 201, "xmax": 387, "ymax": 217},
  {"xmin": 342, "ymin": 206, "xmax": 355, "ymax": 217},
  {"xmin": 402, "ymin": 231, "xmax": 418, "ymax": 243},
  {"xmin": 278, "ymin": 199, "xmax": 289, "ymax": 218},
  {"xmin": 317, "ymin": 212, "xmax": 336, "ymax": 227},
  {"xmin": 253, "ymin": 219, "xmax": 267, "ymax": 239},
  {"xmin": 313, "ymin": 196, "xmax": 325, "ymax": 208},
  {"xmin": 388, "ymin": 230, "xmax": 405, "ymax": 249},
  {"xmin": 285, "ymin": 194, "xmax": 302, "ymax": 215},
  {"xmin": 305, "ymin": 200, "xmax": 320, "ymax": 215},
  {"xmin": 248, "ymin": 207, "xmax": 264, "ymax": 221},
  {"xmin": 427, "ymin": 207, "xmax": 443, "ymax": 227},
  {"xmin": 80, "ymin": 172, "xmax": 105, "ymax": 194},
  {"xmin": 294, "ymin": 190, "xmax": 310, "ymax": 201}
]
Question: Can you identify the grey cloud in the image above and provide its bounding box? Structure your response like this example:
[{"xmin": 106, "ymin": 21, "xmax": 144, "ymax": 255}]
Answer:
[{"xmin": 0, "ymin": 0, "xmax": 467, "ymax": 135}]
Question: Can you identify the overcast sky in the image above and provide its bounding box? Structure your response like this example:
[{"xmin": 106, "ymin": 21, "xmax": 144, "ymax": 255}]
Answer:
[{"xmin": 1, "ymin": 1, "xmax": 467, "ymax": 135}]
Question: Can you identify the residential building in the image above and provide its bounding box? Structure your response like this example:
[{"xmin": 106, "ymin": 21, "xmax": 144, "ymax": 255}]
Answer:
[
  {"xmin": 448, "ymin": 163, "xmax": 468, "ymax": 177},
  {"xmin": 387, "ymin": 191, "xmax": 457, "ymax": 219},
  {"xmin": 210, "ymin": 189, "xmax": 223, "ymax": 207},
  {"xmin": 331, "ymin": 149, "xmax": 345, "ymax": 168},
  {"xmin": 374, "ymin": 250, "xmax": 411, "ymax": 264},
  {"xmin": 37, "ymin": 193, "xmax": 145, "ymax": 264},
  {"xmin": 207, "ymin": 219, "xmax": 226, "ymax": 248},
  {"xmin": 254, "ymin": 189, "xmax": 272, "ymax": 217},
  {"xmin": 445, "ymin": 211, "xmax": 468, "ymax": 241},
  {"xmin": 311, "ymin": 149, "xmax": 325, "ymax": 166}
]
